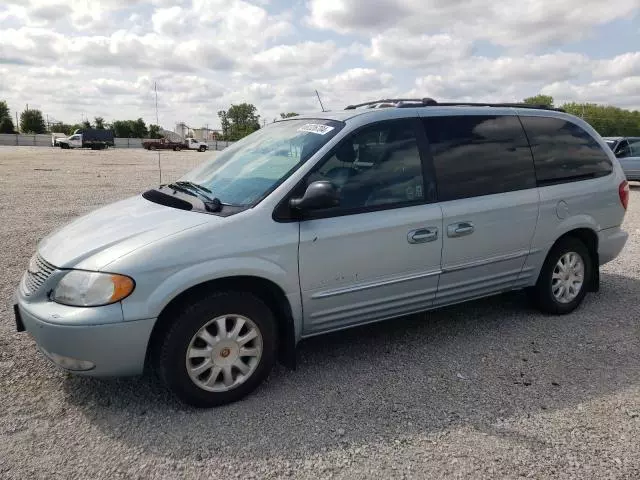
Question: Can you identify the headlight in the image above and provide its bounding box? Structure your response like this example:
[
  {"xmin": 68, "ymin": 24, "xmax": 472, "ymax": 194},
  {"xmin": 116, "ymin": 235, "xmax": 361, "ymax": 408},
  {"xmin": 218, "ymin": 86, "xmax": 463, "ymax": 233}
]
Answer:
[{"xmin": 52, "ymin": 270, "xmax": 135, "ymax": 307}]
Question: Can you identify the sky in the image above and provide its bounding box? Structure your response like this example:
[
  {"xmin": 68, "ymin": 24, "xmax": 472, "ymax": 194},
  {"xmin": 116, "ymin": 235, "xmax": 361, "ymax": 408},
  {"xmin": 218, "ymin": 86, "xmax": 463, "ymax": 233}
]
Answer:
[{"xmin": 0, "ymin": 0, "xmax": 639, "ymax": 131}]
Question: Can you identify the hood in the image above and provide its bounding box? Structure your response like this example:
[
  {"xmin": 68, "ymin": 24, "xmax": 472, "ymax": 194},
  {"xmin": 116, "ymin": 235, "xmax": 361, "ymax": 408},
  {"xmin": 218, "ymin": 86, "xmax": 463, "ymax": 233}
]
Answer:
[{"xmin": 38, "ymin": 194, "xmax": 210, "ymax": 271}]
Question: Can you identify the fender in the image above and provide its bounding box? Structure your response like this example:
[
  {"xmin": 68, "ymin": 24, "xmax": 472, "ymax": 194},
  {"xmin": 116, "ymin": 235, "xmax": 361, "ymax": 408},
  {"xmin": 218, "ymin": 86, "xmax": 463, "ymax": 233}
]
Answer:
[
  {"xmin": 526, "ymin": 214, "xmax": 600, "ymax": 288},
  {"xmin": 120, "ymin": 256, "xmax": 303, "ymax": 340}
]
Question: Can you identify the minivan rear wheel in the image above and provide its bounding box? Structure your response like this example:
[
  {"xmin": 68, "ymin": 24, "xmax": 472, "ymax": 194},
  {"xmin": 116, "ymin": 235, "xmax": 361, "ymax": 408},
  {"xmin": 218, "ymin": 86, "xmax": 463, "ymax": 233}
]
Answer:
[
  {"xmin": 157, "ymin": 291, "xmax": 276, "ymax": 407},
  {"xmin": 531, "ymin": 237, "xmax": 591, "ymax": 315}
]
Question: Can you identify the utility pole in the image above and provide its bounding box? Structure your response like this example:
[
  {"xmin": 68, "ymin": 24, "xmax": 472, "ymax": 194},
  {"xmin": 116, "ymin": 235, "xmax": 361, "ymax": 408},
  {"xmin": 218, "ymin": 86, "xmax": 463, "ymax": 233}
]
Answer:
[{"xmin": 154, "ymin": 81, "xmax": 159, "ymax": 127}]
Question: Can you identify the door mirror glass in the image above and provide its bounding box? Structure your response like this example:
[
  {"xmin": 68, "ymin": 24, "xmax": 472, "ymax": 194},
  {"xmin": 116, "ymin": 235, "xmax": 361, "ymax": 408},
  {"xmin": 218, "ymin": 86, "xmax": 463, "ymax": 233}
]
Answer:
[{"xmin": 289, "ymin": 180, "xmax": 339, "ymax": 211}]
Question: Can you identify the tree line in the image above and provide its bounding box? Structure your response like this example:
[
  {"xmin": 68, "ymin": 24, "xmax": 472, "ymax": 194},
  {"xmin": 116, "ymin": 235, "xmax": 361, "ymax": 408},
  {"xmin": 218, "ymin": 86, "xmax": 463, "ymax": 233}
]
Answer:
[
  {"xmin": 1, "ymin": 99, "xmax": 303, "ymax": 140},
  {"xmin": 523, "ymin": 94, "xmax": 640, "ymax": 136},
  {"xmin": 5, "ymin": 96, "xmax": 636, "ymax": 140}
]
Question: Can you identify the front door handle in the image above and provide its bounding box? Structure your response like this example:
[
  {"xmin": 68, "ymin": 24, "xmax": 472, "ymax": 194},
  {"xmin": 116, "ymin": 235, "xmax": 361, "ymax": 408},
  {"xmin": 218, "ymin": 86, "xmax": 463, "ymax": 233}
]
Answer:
[
  {"xmin": 408, "ymin": 227, "xmax": 438, "ymax": 244},
  {"xmin": 447, "ymin": 222, "xmax": 475, "ymax": 238}
]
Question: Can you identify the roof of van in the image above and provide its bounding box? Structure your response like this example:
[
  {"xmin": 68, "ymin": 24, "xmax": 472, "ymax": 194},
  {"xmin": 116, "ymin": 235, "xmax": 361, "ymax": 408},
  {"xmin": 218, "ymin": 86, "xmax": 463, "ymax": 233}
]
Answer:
[{"xmin": 283, "ymin": 101, "xmax": 571, "ymax": 124}]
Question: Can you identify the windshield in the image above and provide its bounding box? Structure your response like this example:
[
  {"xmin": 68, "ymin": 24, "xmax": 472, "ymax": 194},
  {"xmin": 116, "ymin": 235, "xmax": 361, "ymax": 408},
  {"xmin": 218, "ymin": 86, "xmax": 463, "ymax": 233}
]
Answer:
[{"xmin": 179, "ymin": 119, "xmax": 344, "ymax": 206}]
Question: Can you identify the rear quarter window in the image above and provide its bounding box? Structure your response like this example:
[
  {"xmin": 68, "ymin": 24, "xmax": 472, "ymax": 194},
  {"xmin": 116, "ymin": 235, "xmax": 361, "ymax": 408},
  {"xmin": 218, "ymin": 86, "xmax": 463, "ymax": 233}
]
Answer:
[
  {"xmin": 519, "ymin": 116, "xmax": 613, "ymax": 186},
  {"xmin": 422, "ymin": 115, "xmax": 536, "ymax": 201}
]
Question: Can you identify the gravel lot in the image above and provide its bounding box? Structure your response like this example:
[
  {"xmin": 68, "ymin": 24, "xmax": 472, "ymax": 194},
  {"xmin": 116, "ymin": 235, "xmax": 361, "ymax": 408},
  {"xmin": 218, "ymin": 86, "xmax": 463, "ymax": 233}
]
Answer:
[{"xmin": 1, "ymin": 145, "xmax": 640, "ymax": 479}]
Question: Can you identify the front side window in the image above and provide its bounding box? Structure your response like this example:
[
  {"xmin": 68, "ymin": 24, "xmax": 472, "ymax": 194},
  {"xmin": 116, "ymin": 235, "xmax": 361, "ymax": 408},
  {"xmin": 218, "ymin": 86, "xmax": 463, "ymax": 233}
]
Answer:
[
  {"xmin": 422, "ymin": 115, "xmax": 536, "ymax": 201},
  {"xmin": 180, "ymin": 119, "xmax": 344, "ymax": 206},
  {"xmin": 306, "ymin": 119, "xmax": 430, "ymax": 211},
  {"xmin": 519, "ymin": 116, "xmax": 613, "ymax": 185}
]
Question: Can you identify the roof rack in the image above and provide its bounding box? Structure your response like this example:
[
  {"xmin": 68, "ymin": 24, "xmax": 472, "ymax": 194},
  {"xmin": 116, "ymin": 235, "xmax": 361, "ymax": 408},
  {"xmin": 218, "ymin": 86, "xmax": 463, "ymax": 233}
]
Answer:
[
  {"xmin": 344, "ymin": 98, "xmax": 564, "ymax": 112},
  {"xmin": 434, "ymin": 102, "xmax": 565, "ymax": 112},
  {"xmin": 344, "ymin": 98, "xmax": 437, "ymax": 110}
]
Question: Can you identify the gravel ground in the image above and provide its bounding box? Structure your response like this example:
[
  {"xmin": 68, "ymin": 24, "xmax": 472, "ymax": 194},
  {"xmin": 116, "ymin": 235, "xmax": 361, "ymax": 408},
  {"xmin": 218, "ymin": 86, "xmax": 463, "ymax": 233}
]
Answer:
[{"xmin": 1, "ymin": 146, "xmax": 640, "ymax": 479}]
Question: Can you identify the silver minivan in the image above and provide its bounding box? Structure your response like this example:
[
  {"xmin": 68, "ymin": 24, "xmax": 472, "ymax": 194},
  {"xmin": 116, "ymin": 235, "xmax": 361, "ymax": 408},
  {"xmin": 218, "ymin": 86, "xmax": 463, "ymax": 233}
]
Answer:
[{"xmin": 14, "ymin": 99, "xmax": 630, "ymax": 407}]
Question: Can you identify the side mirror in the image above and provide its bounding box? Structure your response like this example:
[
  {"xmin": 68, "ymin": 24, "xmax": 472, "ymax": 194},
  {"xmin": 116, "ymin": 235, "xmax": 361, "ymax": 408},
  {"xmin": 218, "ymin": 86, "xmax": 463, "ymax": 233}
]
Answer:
[{"xmin": 289, "ymin": 180, "xmax": 339, "ymax": 211}]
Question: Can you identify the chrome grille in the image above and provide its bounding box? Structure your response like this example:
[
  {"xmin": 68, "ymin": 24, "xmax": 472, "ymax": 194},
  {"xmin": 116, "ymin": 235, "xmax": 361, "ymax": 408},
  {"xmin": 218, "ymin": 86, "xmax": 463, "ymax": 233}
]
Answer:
[{"xmin": 24, "ymin": 254, "xmax": 56, "ymax": 295}]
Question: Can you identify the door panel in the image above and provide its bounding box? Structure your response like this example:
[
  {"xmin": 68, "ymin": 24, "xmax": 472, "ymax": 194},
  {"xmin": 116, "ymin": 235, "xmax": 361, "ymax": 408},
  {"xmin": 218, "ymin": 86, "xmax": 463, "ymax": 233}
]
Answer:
[
  {"xmin": 420, "ymin": 114, "xmax": 539, "ymax": 306},
  {"xmin": 436, "ymin": 190, "xmax": 539, "ymax": 306},
  {"xmin": 299, "ymin": 205, "xmax": 442, "ymax": 335},
  {"xmin": 619, "ymin": 156, "xmax": 640, "ymax": 180},
  {"xmin": 296, "ymin": 117, "xmax": 442, "ymax": 336}
]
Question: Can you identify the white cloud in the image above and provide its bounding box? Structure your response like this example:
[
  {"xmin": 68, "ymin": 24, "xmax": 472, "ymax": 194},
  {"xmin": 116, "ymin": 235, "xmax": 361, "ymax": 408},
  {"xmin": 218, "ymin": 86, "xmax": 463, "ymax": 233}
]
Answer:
[
  {"xmin": 411, "ymin": 53, "xmax": 591, "ymax": 101},
  {"xmin": 307, "ymin": 0, "xmax": 639, "ymax": 48},
  {"xmin": 152, "ymin": 6, "xmax": 192, "ymax": 37},
  {"xmin": 595, "ymin": 52, "xmax": 640, "ymax": 78},
  {"xmin": 0, "ymin": 0, "xmax": 639, "ymax": 130},
  {"xmin": 542, "ymin": 77, "xmax": 640, "ymax": 108},
  {"xmin": 245, "ymin": 41, "xmax": 340, "ymax": 78},
  {"xmin": 368, "ymin": 31, "xmax": 472, "ymax": 68}
]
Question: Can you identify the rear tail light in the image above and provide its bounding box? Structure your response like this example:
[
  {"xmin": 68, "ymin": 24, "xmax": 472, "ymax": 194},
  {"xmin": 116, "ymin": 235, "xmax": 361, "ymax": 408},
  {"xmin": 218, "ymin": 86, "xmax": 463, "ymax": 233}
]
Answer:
[{"xmin": 619, "ymin": 180, "xmax": 629, "ymax": 210}]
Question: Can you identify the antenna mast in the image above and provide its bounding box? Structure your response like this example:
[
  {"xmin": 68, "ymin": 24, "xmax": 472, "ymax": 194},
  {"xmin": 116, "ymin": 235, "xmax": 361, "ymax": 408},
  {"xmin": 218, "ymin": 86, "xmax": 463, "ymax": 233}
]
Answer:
[
  {"xmin": 315, "ymin": 90, "xmax": 326, "ymax": 112},
  {"xmin": 155, "ymin": 81, "xmax": 162, "ymax": 184}
]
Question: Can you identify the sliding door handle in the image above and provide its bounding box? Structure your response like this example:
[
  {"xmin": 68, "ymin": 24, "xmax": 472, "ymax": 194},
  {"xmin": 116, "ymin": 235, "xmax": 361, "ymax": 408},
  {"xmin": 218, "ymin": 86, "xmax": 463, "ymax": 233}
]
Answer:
[{"xmin": 447, "ymin": 222, "xmax": 475, "ymax": 238}]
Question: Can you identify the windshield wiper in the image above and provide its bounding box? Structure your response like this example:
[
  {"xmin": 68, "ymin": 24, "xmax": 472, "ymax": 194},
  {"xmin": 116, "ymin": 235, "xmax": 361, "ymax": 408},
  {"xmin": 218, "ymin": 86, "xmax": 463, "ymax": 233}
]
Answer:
[
  {"xmin": 165, "ymin": 182, "xmax": 222, "ymax": 212},
  {"xmin": 173, "ymin": 181, "xmax": 213, "ymax": 194}
]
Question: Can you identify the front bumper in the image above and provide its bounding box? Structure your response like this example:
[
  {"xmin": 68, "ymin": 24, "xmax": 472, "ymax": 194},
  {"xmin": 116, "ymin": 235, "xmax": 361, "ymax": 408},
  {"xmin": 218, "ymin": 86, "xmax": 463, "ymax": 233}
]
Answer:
[{"xmin": 15, "ymin": 292, "xmax": 156, "ymax": 377}]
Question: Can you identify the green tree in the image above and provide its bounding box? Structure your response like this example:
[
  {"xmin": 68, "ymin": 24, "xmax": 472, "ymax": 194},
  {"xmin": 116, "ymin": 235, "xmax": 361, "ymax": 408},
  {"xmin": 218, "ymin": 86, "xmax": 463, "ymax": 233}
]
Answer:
[
  {"xmin": 94, "ymin": 117, "xmax": 105, "ymax": 129},
  {"xmin": 112, "ymin": 120, "xmax": 132, "ymax": 138},
  {"xmin": 111, "ymin": 119, "xmax": 148, "ymax": 138},
  {"xmin": 131, "ymin": 118, "xmax": 148, "ymax": 138},
  {"xmin": 218, "ymin": 103, "xmax": 260, "ymax": 141},
  {"xmin": 280, "ymin": 112, "xmax": 299, "ymax": 119},
  {"xmin": 81, "ymin": 119, "xmax": 91, "ymax": 129},
  {"xmin": 523, "ymin": 95, "xmax": 554, "ymax": 108},
  {"xmin": 560, "ymin": 102, "xmax": 640, "ymax": 137},
  {"xmin": 148, "ymin": 124, "xmax": 162, "ymax": 139},
  {"xmin": 0, "ymin": 100, "xmax": 9, "ymax": 122},
  {"xmin": 20, "ymin": 109, "xmax": 47, "ymax": 134},
  {"xmin": 0, "ymin": 117, "xmax": 16, "ymax": 134},
  {"xmin": 217, "ymin": 110, "xmax": 230, "ymax": 139}
]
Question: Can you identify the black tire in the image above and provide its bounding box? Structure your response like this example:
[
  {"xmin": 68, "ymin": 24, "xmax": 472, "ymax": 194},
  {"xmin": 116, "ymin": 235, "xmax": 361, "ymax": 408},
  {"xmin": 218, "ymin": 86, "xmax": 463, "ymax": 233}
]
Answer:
[
  {"xmin": 157, "ymin": 291, "xmax": 277, "ymax": 408},
  {"xmin": 198, "ymin": 146, "xmax": 206, "ymax": 152},
  {"xmin": 174, "ymin": 146, "xmax": 182, "ymax": 151},
  {"xmin": 531, "ymin": 237, "xmax": 592, "ymax": 315}
]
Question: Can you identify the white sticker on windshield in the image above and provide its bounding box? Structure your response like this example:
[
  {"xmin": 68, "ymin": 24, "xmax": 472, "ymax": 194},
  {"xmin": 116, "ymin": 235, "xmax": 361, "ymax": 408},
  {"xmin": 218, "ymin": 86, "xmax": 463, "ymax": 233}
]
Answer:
[{"xmin": 297, "ymin": 124, "xmax": 335, "ymax": 135}]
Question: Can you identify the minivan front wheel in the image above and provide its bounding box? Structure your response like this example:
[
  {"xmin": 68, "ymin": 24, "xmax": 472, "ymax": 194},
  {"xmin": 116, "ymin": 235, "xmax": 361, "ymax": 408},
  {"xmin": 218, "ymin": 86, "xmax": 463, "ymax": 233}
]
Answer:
[
  {"xmin": 532, "ymin": 237, "xmax": 591, "ymax": 315},
  {"xmin": 157, "ymin": 291, "xmax": 276, "ymax": 407}
]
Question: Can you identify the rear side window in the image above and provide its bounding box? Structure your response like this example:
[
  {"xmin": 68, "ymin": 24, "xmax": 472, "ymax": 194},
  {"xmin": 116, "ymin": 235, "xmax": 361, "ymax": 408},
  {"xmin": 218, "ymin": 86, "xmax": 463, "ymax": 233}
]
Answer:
[
  {"xmin": 627, "ymin": 138, "xmax": 640, "ymax": 157},
  {"xmin": 422, "ymin": 115, "xmax": 536, "ymax": 201},
  {"xmin": 519, "ymin": 116, "xmax": 613, "ymax": 185}
]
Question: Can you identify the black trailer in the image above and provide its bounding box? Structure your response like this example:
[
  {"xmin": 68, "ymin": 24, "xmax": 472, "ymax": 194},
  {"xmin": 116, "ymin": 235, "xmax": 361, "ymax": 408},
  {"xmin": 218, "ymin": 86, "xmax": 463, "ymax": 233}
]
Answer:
[{"xmin": 73, "ymin": 128, "xmax": 115, "ymax": 149}]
